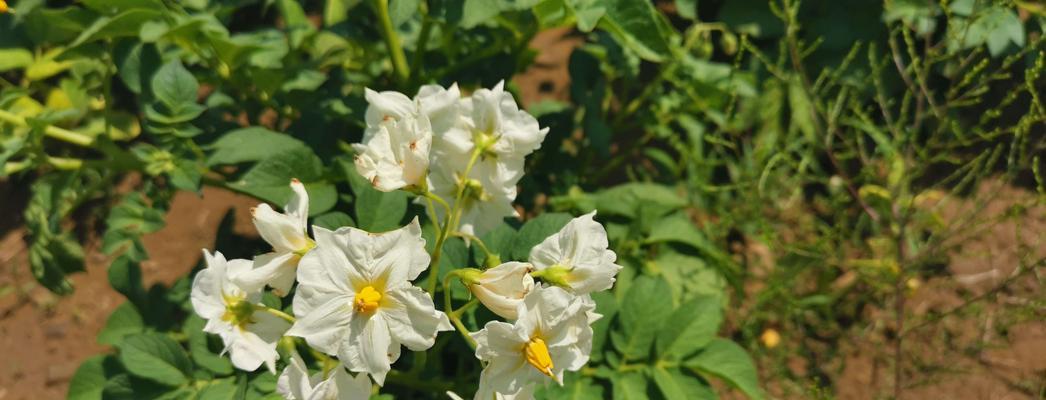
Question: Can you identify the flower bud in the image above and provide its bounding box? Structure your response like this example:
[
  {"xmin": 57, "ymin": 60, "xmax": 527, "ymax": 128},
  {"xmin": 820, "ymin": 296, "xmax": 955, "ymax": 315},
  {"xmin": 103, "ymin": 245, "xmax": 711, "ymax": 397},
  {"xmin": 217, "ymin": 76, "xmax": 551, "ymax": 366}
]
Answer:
[{"xmin": 468, "ymin": 262, "xmax": 534, "ymax": 320}]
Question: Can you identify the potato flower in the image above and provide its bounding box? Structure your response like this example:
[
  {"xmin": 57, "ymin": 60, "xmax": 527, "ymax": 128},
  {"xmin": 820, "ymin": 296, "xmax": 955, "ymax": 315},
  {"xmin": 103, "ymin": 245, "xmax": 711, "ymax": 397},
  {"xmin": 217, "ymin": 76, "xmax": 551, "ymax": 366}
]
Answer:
[
  {"xmin": 354, "ymin": 88, "xmax": 434, "ymax": 192},
  {"xmin": 529, "ymin": 211, "xmax": 622, "ymax": 295},
  {"xmin": 190, "ymin": 250, "xmax": 290, "ymax": 373},
  {"xmin": 470, "ymin": 286, "xmax": 596, "ymax": 399},
  {"xmin": 286, "ymin": 218, "xmax": 452, "ymax": 385},
  {"xmin": 459, "ymin": 262, "xmax": 535, "ymax": 320},
  {"xmin": 235, "ymin": 179, "xmax": 313, "ymax": 297},
  {"xmin": 429, "ymin": 81, "xmax": 548, "ymax": 236},
  {"xmin": 276, "ymin": 351, "xmax": 372, "ymax": 400}
]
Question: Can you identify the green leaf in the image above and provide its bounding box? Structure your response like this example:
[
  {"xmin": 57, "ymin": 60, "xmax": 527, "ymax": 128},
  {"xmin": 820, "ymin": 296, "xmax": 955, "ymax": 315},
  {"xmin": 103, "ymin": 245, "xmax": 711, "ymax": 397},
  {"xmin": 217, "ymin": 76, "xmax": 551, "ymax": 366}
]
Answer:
[
  {"xmin": 595, "ymin": 183, "xmax": 686, "ymax": 218},
  {"xmin": 537, "ymin": 375, "xmax": 605, "ymax": 399},
  {"xmin": 114, "ymin": 41, "xmax": 162, "ymax": 95},
  {"xmin": 169, "ymin": 159, "xmax": 202, "ymax": 192},
  {"xmin": 0, "ymin": 48, "xmax": 33, "ymax": 72},
  {"xmin": 612, "ymin": 371, "xmax": 649, "ymax": 400},
  {"xmin": 98, "ymin": 302, "xmax": 145, "ymax": 345},
  {"xmin": 81, "ymin": 0, "xmax": 165, "ymax": 14},
  {"xmin": 686, "ymin": 338, "xmax": 763, "ymax": 400},
  {"xmin": 117, "ymin": 333, "xmax": 192, "ymax": 386},
  {"xmin": 511, "ymin": 212, "xmax": 573, "ymax": 260},
  {"xmin": 313, "ymin": 211, "xmax": 356, "ymax": 230},
  {"xmin": 67, "ymin": 356, "xmax": 121, "ymax": 400},
  {"xmin": 206, "ymin": 127, "xmax": 308, "ymax": 167},
  {"xmin": 67, "ymin": 9, "xmax": 164, "ymax": 49},
  {"xmin": 651, "ymin": 367, "xmax": 716, "ymax": 400},
  {"xmin": 197, "ymin": 378, "xmax": 239, "ymax": 400},
  {"xmin": 471, "ymin": 223, "xmax": 517, "ymax": 268},
  {"xmin": 390, "ymin": 0, "xmax": 421, "ymax": 26},
  {"xmin": 644, "ymin": 213, "xmax": 710, "ymax": 249},
  {"xmin": 353, "ymin": 186, "xmax": 408, "ymax": 232},
  {"xmin": 185, "ymin": 315, "xmax": 233, "ymax": 375},
  {"xmin": 612, "ymin": 275, "xmax": 673, "ymax": 360},
  {"xmin": 656, "ymin": 295, "xmax": 722, "ymax": 360},
  {"xmin": 600, "ymin": 0, "xmax": 672, "ymax": 62},
  {"xmin": 151, "ymin": 60, "xmax": 199, "ymax": 109},
  {"xmin": 232, "ymin": 146, "xmax": 337, "ymax": 216},
  {"xmin": 590, "ymin": 291, "xmax": 618, "ymax": 362},
  {"xmin": 674, "ymin": 0, "xmax": 697, "ymax": 20}
]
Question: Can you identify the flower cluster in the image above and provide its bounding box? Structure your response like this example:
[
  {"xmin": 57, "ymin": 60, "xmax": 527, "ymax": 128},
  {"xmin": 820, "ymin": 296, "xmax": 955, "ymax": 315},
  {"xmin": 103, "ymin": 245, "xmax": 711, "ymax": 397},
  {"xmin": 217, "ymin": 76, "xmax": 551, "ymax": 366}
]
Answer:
[
  {"xmin": 354, "ymin": 81, "xmax": 549, "ymax": 237},
  {"xmin": 190, "ymin": 83, "xmax": 620, "ymax": 400}
]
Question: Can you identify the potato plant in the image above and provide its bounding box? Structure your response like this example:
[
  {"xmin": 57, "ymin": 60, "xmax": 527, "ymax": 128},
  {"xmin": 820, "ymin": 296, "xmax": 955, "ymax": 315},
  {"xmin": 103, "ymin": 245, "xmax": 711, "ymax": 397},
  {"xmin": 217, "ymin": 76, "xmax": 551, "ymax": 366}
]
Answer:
[{"xmin": 0, "ymin": 0, "xmax": 1041, "ymax": 399}]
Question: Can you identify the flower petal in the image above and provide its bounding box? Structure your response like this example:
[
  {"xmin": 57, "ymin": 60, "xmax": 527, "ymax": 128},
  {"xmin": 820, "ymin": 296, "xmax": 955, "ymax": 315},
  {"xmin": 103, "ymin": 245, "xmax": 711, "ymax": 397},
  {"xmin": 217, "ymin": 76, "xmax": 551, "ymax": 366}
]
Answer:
[
  {"xmin": 381, "ymin": 286, "xmax": 452, "ymax": 351},
  {"xmin": 253, "ymin": 203, "xmax": 310, "ymax": 253},
  {"xmin": 233, "ymin": 252, "xmax": 299, "ymax": 296},
  {"xmin": 286, "ymin": 179, "xmax": 310, "ymax": 231},
  {"xmin": 286, "ymin": 294, "xmax": 354, "ymax": 355},
  {"xmin": 338, "ymin": 314, "xmax": 394, "ymax": 386}
]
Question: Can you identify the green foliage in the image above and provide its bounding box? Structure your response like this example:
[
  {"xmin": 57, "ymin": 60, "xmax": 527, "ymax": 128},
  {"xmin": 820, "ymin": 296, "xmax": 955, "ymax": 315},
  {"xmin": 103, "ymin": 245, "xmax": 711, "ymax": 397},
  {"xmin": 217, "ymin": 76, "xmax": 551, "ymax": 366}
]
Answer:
[{"xmin": 1, "ymin": 0, "xmax": 1040, "ymax": 398}]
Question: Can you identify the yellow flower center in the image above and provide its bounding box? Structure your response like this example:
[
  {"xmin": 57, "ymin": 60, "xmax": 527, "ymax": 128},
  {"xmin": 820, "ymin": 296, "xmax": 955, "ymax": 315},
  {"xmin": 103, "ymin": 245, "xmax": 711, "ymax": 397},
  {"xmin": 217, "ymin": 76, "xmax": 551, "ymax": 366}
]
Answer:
[
  {"xmin": 523, "ymin": 337, "xmax": 554, "ymax": 377},
  {"xmin": 220, "ymin": 294, "xmax": 256, "ymax": 329},
  {"xmin": 354, "ymin": 286, "xmax": 382, "ymax": 314},
  {"xmin": 0, "ymin": 1, "xmax": 9, "ymax": 13}
]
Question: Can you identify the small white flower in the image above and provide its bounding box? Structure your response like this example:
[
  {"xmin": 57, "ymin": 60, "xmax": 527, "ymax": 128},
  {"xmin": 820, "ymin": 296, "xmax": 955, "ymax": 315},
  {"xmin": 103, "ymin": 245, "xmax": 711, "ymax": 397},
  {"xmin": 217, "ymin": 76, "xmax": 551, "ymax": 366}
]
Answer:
[
  {"xmin": 466, "ymin": 262, "xmax": 535, "ymax": 320},
  {"xmin": 416, "ymin": 83, "xmax": 462, "ymax": 136},
  {"xmin": 286, "ymin": 218, "xmax": 453, "ymax": 385},
  {"xmin": 235, "ymin": 179, "xmax": 313, "ymax": 297},
  {"xmin": 470, "ymin": 286, "xmax": 596, "ymax": 399},
  {"xmin": 191, "ymin": 250, "xmax": 290, "ymax": 373},
  {"xmin": 353, "ymin": 114, "xmax": 433, "ymax": 192},
  {"xmin": 354, "ymin": 87, "xmax": 440, "ymax": 192},
  {"xmin": 276, "ymin": 351, "xmax": 371, "ymax": 400},
  {"xmin": 529, "ymin": 211, "xmax": 622, "ymax": 295},
  {"xmin": 428, "ymin": 81, "xmax": 548, "ymax": 237}
]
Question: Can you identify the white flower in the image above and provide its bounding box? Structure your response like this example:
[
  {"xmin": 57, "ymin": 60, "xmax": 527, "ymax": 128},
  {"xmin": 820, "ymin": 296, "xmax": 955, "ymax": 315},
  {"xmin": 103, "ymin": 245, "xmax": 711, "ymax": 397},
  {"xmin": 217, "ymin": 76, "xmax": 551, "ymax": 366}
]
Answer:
[
  {"xmin": 470, "ymin": 286, "xmax": 595, "ymax": 399},
  {"xmin": 529, "ymin": 211, "xmax": 622, "ymax": 295},
  {"xmin": 428, "ymin": 80, "xmax": 548, "ymax": 237},
  {"xmin": 353, "ymin": 114, "xmax": 433, "ymax": 192},
  {"xmin": 286, "ymin": 218, "xmax": 453, "ymax": 385},
  {"xmin": 354, "ymin": 88, "xmax": 438, "ymax": 192},
  {"xmin": 416, "ymin": 83, "xmax": 462, "ymax": 136},
  {"xmin": 276, "ymin": 351, "xmax": 371, "ymax": 400},
  {"xmin": 235, "ymin": 179, "xmax": 313, "ymax": 297},
  {"xmin": 466, "ymin": 262, "xmax": 535, "ymax": 320},
  {"xmin": 191, "ymin": 250, "xmax": 290, "ymax": 373}
]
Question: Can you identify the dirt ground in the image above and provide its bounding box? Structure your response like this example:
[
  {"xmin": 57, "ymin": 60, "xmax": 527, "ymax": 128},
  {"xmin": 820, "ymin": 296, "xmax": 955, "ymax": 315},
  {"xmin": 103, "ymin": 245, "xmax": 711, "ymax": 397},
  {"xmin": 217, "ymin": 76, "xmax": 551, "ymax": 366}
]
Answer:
[
  {"xmin": 0, "ymin": 187, "xmax": 258, "ymax": 399},
  {"xmin": 1, "ymin": 28, "xmax": 1043, "ymax": 399}
]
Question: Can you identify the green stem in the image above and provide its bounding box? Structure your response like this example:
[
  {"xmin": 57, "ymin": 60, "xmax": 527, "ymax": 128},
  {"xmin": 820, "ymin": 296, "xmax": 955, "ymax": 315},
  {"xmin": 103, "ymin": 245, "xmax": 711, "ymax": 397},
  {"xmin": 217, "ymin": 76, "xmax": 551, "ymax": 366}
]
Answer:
[
  {"xmin": 373, "ymin": 0, "xmax": 410, "ymax": 85},
  {"xmin": 0, "ymin": 109, "xmax": 95, "ymax": 147},
  {"xmin": 442, "ymin": 273, "xmax": 477, "ymax": 349},
  {"xmin": 426, "ymin": 148, "xmax": 483, "ymax": 295},
  {"xmin": 255, "ymin": 304, "xmax": 296, "ymax": 323}
]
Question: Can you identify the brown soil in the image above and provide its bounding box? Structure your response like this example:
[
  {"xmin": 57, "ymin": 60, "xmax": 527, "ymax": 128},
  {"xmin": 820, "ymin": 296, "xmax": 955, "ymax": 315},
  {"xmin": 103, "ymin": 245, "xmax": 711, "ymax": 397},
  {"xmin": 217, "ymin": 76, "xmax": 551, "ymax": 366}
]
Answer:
[
  {"xmin": 0, "ymin": 188, "xmax": 257, "ymax": 400},
  {"xmin": 751, "ymin": 179, "xmax": 1046, "ymax": 400}
]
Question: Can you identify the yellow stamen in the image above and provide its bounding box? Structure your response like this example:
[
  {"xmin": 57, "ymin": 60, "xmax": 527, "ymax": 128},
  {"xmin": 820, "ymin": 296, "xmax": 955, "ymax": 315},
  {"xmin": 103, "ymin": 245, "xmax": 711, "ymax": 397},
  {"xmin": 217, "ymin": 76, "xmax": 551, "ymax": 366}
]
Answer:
[
  {"xmin": 0, "ymin": 1, "xmax": 10, "ymax": 13},
  {"xmin": 523, "ymin": 337, "xmax": 554, "ymax": 378},
  {"xmin": 353, "ymin": 286, "xmax": 382, "ymax": 314},
  {"xmin": 220, "ymin": 294, "xmax": 256, "ymax": 329}
]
